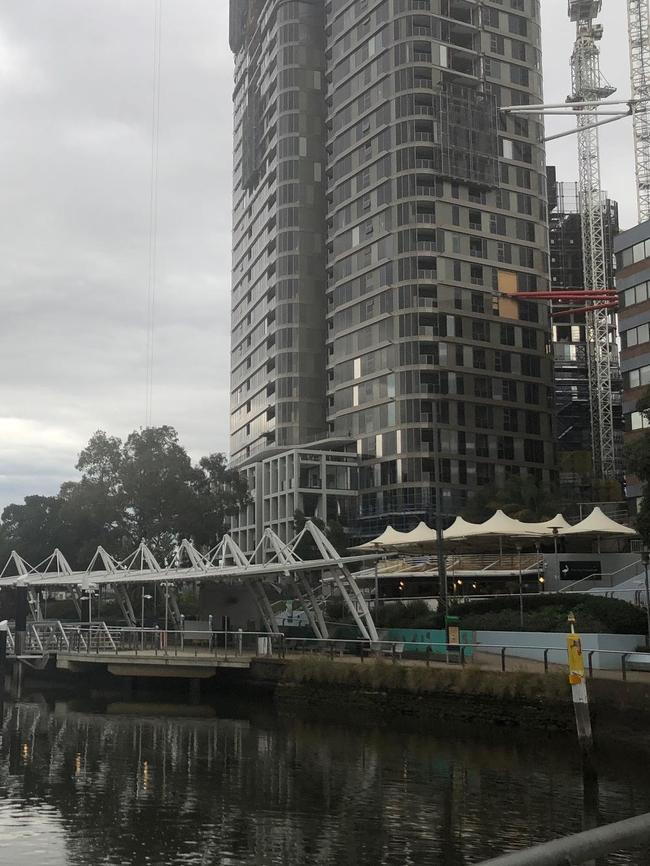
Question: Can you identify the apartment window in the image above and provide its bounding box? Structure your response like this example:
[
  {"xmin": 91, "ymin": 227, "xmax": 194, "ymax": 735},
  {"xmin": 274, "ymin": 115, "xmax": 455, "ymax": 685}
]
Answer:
[
  {"xmin": 475, "ymin": 377, "xmax": 490, "ymax": 398},
  {"xmin": 503, "ymin": 407, "xmax": 518, "ymax": 432},
  {"xmin": 475, "ymin": 433, "xmax": 490, "ymax": 457},
  {"xmin": 471, "ymin": 292, "xmax": 485, "ymax": 314},
  {"xmin": 473, "ymin": 348, "xmax": 487, "ymax": 370},
  {"xmin": 475, "ymin": 406, "xmax": 493, "ymax": 429},
  {"xmin": 498, "ymin": 436, "xmax": 515, "ymax": 460},
  {"xmin": 524, "ymin": 439, "xmax": 544, "ymax": 464},
  {"xmin": 521, "ymin": 328, "xmax": 537, "ymax": 349},
  {"xmin": 525, "ymin": 411, "xmax": 541, "ymax": 434},
  {"xmin": 472, "ymin": 320, "xmax": 490, "ymax": 342},
  {"xmin": 502, "ymin": 379, "xmax": 517, "ymax": 401},
  {"xmin": 524, "ymin": 382, "xmax": 540, "ymax": 405}
]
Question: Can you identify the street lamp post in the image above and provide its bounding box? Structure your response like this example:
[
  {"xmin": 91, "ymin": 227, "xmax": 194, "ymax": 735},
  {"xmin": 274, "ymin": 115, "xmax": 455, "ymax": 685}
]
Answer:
[
  {"xmin": 431, "ymin": 401, "xmax": 448, "ymax": 618},
  {"xmin": 516, "ymin": 543, "xmax": 524, "ymax": 628},
  {"xmin": 642, "ymin": 551, "xmax": 650, "ymax": 645},
  {"xmin": 164, "ymin": 583, "xmax": 170, "ymax": 634},
  {"xmin": 552, "ymin": 526, "xmax": 560, "ymax": 589},
  {"xmin": 141, "ymin": 589, "xmax": 152, "ymax": 649}
]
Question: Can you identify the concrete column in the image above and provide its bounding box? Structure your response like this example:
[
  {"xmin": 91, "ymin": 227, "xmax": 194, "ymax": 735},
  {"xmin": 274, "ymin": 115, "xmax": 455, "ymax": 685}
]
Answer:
[{"xmin": 189, "ymin": 678, "xmax": 201, "ymax": 705}]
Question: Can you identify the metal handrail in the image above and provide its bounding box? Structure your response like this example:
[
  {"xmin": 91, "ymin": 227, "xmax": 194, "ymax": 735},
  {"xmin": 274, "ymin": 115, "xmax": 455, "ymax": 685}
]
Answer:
[
  {"xmin": 560, "ymin": 558, "xmax": 643, "ymax": 592},
  {"xmin": 7, "ymin": 623, "xmax": 650, "ymax": 679},
  {"xmin": 478, "ymin": 812, "xmax": 650, "ymax": 865}
]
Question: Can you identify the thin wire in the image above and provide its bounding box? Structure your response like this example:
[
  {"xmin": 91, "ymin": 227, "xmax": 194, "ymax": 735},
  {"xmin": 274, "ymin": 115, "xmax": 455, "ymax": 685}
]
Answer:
[{"xmin": 145, "ymin": 0, "xmax": 163, "ymax": 428}]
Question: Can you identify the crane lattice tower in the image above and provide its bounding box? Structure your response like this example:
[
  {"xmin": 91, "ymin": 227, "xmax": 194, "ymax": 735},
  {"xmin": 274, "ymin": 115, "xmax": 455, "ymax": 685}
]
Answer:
[
  {"xmin": 569, "ymin": 0, "xmax": 617, "ymax": 480},
  {"xmin": 627, "ymin": 0, "xmax": 650, "ymax": 222}
]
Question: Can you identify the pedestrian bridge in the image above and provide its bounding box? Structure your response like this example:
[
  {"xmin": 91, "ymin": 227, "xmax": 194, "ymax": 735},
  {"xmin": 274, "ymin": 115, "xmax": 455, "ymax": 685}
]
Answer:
[{"xmin": 0, "ymin": 521, "xmax": 382, "ymax": 642}]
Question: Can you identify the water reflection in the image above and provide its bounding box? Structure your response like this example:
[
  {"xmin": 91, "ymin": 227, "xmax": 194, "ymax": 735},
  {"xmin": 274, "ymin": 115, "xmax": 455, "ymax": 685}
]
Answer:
[{"xmin": 0, "ymin": 697, "xmax": 649, "ymax": 865}]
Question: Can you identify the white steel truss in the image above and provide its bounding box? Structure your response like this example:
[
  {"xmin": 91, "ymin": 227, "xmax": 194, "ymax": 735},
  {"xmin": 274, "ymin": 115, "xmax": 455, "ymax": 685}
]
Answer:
[
  {"xmin": 0, "ymin": 521, "xmax": 381, "ymax": 639},
  {"xmin": 628, "ymin": 0, "xmax": 650, "ymax": 221},
  {"xmin": 570, "ymin": 1, "xmax": 617, "ymax": 479}
]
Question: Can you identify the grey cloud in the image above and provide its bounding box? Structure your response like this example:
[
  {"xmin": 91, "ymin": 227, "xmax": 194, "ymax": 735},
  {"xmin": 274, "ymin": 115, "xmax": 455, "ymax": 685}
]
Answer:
[{"xmin": 0, "ymin": 1, "xmax": 232, "ymax": 510}]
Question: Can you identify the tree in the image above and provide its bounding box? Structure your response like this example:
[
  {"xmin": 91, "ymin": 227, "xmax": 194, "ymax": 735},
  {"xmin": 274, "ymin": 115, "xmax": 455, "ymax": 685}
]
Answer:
[
  {"xmin": 462, "ymin": 477, "xmax": 563, "ymax": 523},
  {"xmin": 292, "ymin": 510, "xmax": 349, "ymax": 558},
  {"xmin": 0, "ymin": 426, "xmax": 250, "ymax": 568}
]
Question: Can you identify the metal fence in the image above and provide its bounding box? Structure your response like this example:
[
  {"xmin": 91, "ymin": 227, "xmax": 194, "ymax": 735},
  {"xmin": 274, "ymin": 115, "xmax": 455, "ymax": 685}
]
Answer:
[{"xmin": 5, "ymin": 623, "xmax": 650, "ymax": 681}]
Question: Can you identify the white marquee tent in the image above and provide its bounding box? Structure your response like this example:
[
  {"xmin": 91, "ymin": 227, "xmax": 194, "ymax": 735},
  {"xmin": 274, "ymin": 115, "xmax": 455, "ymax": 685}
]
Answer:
[{"xmin": 353, "ymin": 508, "xmax": 637, "ymax": 551}]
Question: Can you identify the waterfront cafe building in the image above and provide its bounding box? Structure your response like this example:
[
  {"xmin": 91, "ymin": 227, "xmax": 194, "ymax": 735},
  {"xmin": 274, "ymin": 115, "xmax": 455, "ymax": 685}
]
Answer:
[{"xmin": 353, "ymin": 508, "xmax": 640, "ymax": 602}]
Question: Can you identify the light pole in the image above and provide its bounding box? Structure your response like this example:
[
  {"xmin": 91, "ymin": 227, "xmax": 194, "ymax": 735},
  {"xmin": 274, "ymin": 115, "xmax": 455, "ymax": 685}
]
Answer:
[
  {"xmin": 552, "ymin": 526, "xmax": 560, "ymax": 589},
  {"xmin": 516, "ymin": 543, "xmax": 524, "ymax": 628},
  {"xmin": 374, "ymin": 557, "xmax": 380, "ymax": 627},
  {"xmin": 642, "ymin": 551, "xmax": 650, "ymax": 645},
  {"xmin": 141, "ymin": 589, "xmax": 152, "ymax": 648},
  {"xmin": 82, "ymin": 587, "xmax": 96, "ymax": 626},
  {"xmin": 431, "ymin": 401, "xmax": 448, "ymax": 618},
  {"xmin": 163, "ymin": 582, "xmax": 170, "ymax": 634}
]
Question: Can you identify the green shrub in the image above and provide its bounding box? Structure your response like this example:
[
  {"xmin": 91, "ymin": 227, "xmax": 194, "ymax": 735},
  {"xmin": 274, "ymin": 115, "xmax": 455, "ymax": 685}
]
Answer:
[
  {"xmin": 449, "ymin": 594, "xmax": 646, "ymax": 635},
  {"xmin": 326, "ymin": 593, "xmax": 645, "ymax": 635}
]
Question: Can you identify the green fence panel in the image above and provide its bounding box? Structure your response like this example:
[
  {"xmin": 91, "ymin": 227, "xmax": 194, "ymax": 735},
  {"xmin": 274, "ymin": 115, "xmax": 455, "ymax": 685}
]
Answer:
[{"xmin": 384, "ymin": 628, "xmax": 474, "ymax": 657}]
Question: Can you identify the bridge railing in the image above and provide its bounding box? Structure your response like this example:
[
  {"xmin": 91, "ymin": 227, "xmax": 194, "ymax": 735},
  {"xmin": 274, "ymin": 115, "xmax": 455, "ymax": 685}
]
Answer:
[
  {"xmin": 8, "ymin": 625, "xmax": 650, "ymax": 679},
  {"xmin": 57, "ymin": 625, "xmax": 286, "ymax": 660}
]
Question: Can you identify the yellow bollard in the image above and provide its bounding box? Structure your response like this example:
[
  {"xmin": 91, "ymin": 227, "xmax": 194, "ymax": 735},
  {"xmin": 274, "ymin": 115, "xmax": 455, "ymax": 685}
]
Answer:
[{"xmin": 566, "ymin": 612, "xmax": 594, "ymax": 754}]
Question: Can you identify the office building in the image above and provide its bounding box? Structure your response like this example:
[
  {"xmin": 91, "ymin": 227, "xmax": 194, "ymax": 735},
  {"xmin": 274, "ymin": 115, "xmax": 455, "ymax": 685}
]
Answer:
[
  {"xmin": 229, "ymin": 0, "xmax": 555, "ymax": 543},
  {"xmin": 230, "ymin": 440, "xmax": 360, "ymax": 552},
  {"xmin": 615, "ymin": 220, "xmax": 650, "ymax": 511}
]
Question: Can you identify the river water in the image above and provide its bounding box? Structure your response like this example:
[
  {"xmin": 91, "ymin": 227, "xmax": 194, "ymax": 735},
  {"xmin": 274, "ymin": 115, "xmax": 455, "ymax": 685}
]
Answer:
[{"xmin": 0, "ymin": 693, "xmax": 649, "ymax": 865}]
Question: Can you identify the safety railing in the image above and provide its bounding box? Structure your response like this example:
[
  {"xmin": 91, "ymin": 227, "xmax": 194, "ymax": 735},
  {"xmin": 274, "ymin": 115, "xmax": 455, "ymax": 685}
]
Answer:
[
  {"xmin": 56, "ymin": 625, "xmax": 287, "ymax": 661},
  {"xmin": 7, "ymin": 624, "xmax": 650, "ymax": 680},
  {"xmin": 279, "ymin": 635, "xmax": 650, "ymax": 681},
  {"xmin": 5, "ymin": 620, "xmax": 71, "ymax": 656},
  {"xmin": 478, "ymin": 812, "xmax": 650, "ymax": 865},
  {"xmin": 559, "ymin": 558, "xmax": 644, "ymax": 592}
]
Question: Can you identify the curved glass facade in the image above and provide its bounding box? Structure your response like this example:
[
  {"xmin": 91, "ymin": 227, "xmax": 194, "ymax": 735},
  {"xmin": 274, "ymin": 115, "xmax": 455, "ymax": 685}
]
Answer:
[{"xmin": 230, "ymin": 0, "xmax": 556, "ymax": 535}]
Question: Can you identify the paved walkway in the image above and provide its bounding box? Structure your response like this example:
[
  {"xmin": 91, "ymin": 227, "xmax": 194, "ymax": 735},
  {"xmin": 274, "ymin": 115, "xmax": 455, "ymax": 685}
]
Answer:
[{"xmin": 52, "ymin": 646, "xmax": 650, "ymax": 684}]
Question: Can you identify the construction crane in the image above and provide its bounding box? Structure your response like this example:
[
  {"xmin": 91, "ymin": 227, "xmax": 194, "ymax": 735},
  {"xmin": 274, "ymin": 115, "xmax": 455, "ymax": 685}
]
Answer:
[
  {"xmin": 568, "ymin": 0, "xmax": 617, "ymax": 480},
  {"xmin": 627, "ymin": 0, "xmax": 650, "ymax": 221},
  {"xmin": 503, "ymin": 3, "xmax": 650, "ymax": 482}
]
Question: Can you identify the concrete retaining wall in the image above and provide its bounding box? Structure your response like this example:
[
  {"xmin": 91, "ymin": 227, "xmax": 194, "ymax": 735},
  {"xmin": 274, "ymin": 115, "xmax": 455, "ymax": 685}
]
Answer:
[{"xmin": 475, "ymin": 631, "xmax": 645, "ymax": 670}]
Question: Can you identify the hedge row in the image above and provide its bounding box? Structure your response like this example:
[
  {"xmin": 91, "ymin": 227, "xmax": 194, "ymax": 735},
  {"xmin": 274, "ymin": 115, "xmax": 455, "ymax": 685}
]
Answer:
[{"xmin": 373, "ymin": 594, "xmax": 648, "ymax": 635}]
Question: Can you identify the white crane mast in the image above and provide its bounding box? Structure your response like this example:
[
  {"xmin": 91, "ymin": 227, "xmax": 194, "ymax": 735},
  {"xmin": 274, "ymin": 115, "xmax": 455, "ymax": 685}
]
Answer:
[
  {"xmin": 627, "ymin": 0, "xmax": 650, "ymax": 222},
  {"xmin": 569, "ymin": 0, "xmax": 617, "ymax": 480}
]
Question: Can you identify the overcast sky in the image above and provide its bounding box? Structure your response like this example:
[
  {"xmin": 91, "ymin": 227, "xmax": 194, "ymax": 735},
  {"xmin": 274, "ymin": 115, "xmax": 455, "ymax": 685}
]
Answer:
[{"xmin": 0, "ymin": 0, "xmax": 639, "ymax": 512}]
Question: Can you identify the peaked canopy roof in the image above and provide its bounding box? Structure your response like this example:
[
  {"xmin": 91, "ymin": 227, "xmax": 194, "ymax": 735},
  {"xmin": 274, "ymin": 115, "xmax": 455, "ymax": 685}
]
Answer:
[
  {"xmin": 352, "ymin": 526, "xmax": 411, "ymax": 550},
  {"xmin": 559, "ymin": 507, "xmax": 637, "ymax": 537},
  {"xmin": 355, "ymin": 508, "xmax": 637, "ymax": 550}
]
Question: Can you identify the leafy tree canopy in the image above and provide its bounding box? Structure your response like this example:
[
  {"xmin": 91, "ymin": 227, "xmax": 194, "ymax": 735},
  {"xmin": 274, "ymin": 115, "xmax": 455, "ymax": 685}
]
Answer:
[
  {"xmin": 0, "ymin": 426, "xmax": 250, "ymax": 568},
  {"xmin": 293, "ymin": 510, "xmax": 349, "ymax": 557},
  {"xmin": 461, "ymin": 477, "xmax": 563, "ymax": 524}
]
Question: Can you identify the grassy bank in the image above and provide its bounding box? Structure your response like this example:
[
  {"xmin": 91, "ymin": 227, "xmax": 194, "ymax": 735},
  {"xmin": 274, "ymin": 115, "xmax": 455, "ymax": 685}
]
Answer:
[
  {"xmin": 281, "ymin": 655, "xmax": 570, "ymax": 702},
  {"xmin": 276, "ymin": 658, "xmax": 650, "ymax": 750}
]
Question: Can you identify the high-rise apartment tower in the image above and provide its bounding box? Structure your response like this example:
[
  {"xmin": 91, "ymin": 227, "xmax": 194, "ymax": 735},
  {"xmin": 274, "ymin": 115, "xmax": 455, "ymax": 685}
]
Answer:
[{"xmin": 230, "ymin": 0, "xmax": 555, "ymax": 537}]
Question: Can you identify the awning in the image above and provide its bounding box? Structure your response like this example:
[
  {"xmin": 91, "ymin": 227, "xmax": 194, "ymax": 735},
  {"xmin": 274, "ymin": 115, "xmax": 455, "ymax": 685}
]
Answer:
[
  {"xmin": 559, "ymin": 507, "xmax": 637, "ymax": 537},
  {"xmin": 350, "ymin": 525, "xmax": 411, "ymax": 550},
  {"xmin": 353, "ymin": 508, "xmax": 636, "ymax": 552}
]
